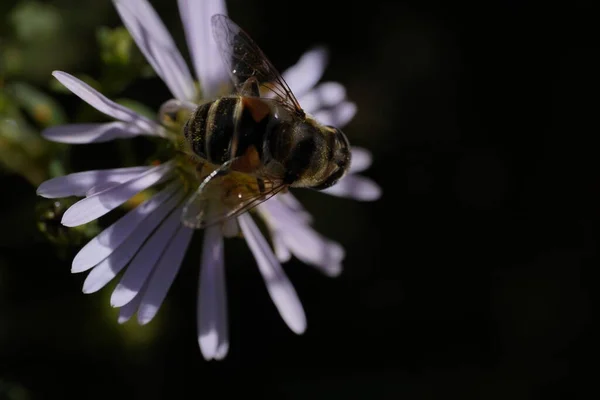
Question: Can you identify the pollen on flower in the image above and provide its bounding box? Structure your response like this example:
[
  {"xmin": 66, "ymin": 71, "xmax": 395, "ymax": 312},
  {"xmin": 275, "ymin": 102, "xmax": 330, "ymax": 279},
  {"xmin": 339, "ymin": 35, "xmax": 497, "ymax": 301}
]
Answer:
[{"xmin": 125, "ymin": 191, "xmax": 151, "ymax": 209}]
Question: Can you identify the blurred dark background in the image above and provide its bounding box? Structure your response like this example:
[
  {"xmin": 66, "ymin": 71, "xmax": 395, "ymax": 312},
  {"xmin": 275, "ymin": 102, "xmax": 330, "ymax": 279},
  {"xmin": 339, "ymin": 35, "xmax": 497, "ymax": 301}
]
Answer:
[{"xmin": 1, "ymin": 0, "xmax": 598, "ymax": 398}]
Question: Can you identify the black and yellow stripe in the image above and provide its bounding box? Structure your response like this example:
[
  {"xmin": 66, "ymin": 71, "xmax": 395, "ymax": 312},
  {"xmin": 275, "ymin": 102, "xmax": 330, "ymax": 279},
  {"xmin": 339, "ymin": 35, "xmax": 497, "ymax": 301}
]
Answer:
[
  {"xmin": 182, "ymin": 95, "xmax": 344, "ymax": 188},
  {"xmin": 183, "ymin": 96, "xmax": 276, "ymax": 167}
]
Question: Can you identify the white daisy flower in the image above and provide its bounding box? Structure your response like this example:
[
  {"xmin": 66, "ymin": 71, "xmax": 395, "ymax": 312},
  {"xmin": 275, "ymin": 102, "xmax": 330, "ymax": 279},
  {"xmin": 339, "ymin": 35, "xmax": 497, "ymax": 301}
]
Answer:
[{"xmin": 37, "ymin": 0, "xmax": 381, "ymax": 360}]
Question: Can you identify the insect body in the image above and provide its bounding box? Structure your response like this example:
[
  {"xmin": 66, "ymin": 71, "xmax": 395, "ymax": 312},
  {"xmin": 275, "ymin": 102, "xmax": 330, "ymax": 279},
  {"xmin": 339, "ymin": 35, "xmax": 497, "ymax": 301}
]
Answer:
[{"xmin": 179, "ymin": 15, "xmax": 352, "ymax": 229}]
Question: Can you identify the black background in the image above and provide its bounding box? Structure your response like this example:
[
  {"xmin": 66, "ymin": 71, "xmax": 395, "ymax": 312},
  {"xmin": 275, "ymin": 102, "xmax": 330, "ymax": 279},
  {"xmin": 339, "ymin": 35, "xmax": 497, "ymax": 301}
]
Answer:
[{"xmin": 1, "ymin": 0, "xmax": 598, "ymax": 398}]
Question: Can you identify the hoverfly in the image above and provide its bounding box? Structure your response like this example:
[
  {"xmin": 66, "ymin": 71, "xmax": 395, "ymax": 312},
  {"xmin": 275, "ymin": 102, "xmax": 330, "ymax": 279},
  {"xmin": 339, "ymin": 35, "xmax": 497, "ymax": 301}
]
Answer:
[{"xmin": 178, "ymin": 15, "xmax": 351, "ymax": 229}]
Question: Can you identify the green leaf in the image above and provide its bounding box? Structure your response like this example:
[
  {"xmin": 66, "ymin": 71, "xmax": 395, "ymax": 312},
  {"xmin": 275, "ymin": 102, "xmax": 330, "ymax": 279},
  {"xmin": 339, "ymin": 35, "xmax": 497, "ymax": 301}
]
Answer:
[
  {"xmin": 95, "ymin": 26, "xmax": 156, "ymax": 94},
  {"xmin": 0, "ymin": 46, "xmax": 24, "ymax": 78},
  {"xmin": 9, "ymin": 81, "xmax": 66, "ymax": 126},
  {"xmin": 97, "ymin": 26, "xmax": 134, "ymax": 67},
  {"xmin": 8, "ymin": 0, "xmax": 62, "ymax": 43}
]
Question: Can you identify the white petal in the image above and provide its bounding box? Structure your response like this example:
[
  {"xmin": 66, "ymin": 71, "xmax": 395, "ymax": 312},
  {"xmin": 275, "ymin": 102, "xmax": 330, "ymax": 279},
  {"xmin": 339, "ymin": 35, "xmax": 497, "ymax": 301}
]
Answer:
[
  {"xmin": 37, "ymin": 166, "xmax": 151, "ymax": 199},
  {"xmin": 113, "ymin": 0, "xmax": 196, "ymax": 102},
  {"xmin": 42, "ymin": 122, "xmax": 147, "ymax": 144},
  {"xmin": 221, "ymin": 218, "xmax": 239, "ymax": 238},
  {"xmin": 198, "ymin": 224, "xmax": 229, "ymax": 360},
  {"xmin": 259, "ymin": 196, "xmax": 312, "ymax": 228},
  {"xmin": 313, "ymin": 101, "xmax": 357, "ymax": 128},
  {"xmin": 277, "ymin": 192, "xmax": 304, "ymax": 211},
  {"xmin": 298, "ymin": 82, "xmax": 346, "ymax": 115},
  {"xmin": 238, "ymin": 214, "xmax": 306, "ymax": 334},
  {"xmin": 280, "ymin": 227, "xmax": 343, "ymax": 277},
  {"xmin": 72, "ymin": 181, "xmax": 180, "ymax": 273},
  {"xmin": 321, "ymin": 174, "xmax": 382, "ymax": 201},
  {"xmin": 282, "ymin": 47, "xmax": 328, "ymax": 98},
  {"xmin": 81, "ymin": 190, "xmax": 185, "ymax": 294},
  {"xmin": 273, "ymin": 193, "xmax": 313, "ymax": 224},
  {"xmin": 214, "ymin": 340, "xmax": 229, "ymax": 360},
  {"xmin": 82, "ymin": 260, "xmax": 121, "ymax": 295},
  {"xmin": 61, "ymin": 161, "xmax": 175, "ymax": 227},
  {"xmin": 86, "ymin": 182, "xmax": 122, "ymax": 197},
  {"xmin": 137, "ymin": 224, "xmax": 194, "ymax": 324},
  {"xmin": 110, "ymin": 203, "xmax": 185, "ymax": 307},
  {"xmin": 272, "ymin": 232, "xmax": 291, "ymax": 263},
  {"xmin": 349, "ymin": 146, "xmax": 373, "ymax": 174},
  {"xmin": 51, "ymin": 71, "xmax": 160, "ymax": 134},
  {"xmin": 177, "ymin": 0, "xmax": 229, "ymax": 99},
  {"xmin": 260, "ymin": 199, "xmax": 343, "ymax": 276},
  {"xmin": 117, "ymin": 293, "xmax": 142, "ymax": 324}
]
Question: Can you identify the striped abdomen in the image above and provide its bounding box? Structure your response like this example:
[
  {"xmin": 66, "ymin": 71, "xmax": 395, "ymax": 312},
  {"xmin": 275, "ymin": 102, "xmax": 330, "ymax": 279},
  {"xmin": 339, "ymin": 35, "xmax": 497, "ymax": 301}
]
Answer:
[{"xmin": 183, "ymin": 96, "xmax": 274, "ymax": 169}]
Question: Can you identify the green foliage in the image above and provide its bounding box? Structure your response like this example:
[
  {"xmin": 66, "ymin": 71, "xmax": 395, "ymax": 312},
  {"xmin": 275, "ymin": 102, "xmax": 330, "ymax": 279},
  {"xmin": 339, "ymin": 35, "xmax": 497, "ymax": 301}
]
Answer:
[
  {"xmin": 95, "ymin": 25, "xmax": 156, "ymax": 94},
  {"xmin": 0, "ymin": 81, "xmax": 65, "ymax": 185},
  {"xmin": 8, "ymin": 0, "xmax": 62, "ymax": 43},
  {"xmin": 97, "ymin": 26, "xmax": 134, "ymax": 67},
  {"xmin": 3, "ymin": 1, "xmax": 72, "ymax": 81},
  {"xmin": 9, "ymin": 82, "xmax": 66, "ymax": 127},
  {"xmin": 35, "ymin": 197, "xmax": 100, "ymax": 250},
  {"xmin": 0, "ymin": 0, "xmax": 158, "ymax": 249}
]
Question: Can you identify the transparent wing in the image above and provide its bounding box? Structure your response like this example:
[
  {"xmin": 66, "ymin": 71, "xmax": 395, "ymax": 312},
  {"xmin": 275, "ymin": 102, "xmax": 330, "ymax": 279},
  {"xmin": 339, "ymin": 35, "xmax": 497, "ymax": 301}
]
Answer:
[
  {"xmin": 211, "ymin": 14, "xmax": 304, "ymax": 115},
  {"xmin": 181, "ymin": 166, "xmax": 287, "ymax": 229}
]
